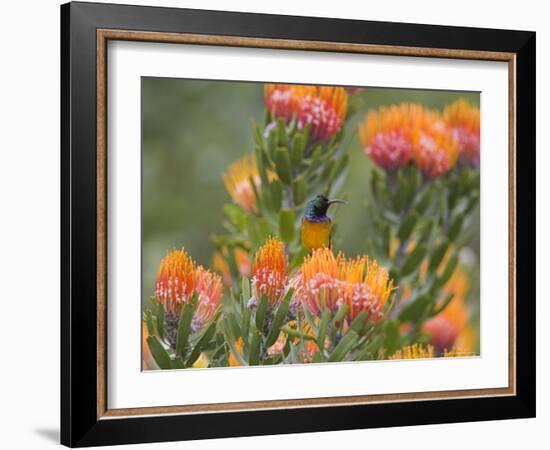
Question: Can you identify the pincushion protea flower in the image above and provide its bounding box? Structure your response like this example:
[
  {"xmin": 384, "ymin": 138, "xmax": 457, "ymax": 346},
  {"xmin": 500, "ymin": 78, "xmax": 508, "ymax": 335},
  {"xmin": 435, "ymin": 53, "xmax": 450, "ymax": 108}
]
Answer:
[
  {"xmin": 412, "ymin": 108, "xmax": 459, "ymax": 178},
  {"xmin": 389, "ymin": 344, "xmax": 434, "ymax": 360},
  {"xmin": 292, "ymin": 247, "xmax": 394, "ymax": 322},
  {"xmin": 360, "ymin": 103, "xmax": 459, "ymax": 177},
  {"xmin": 264, "ymin": 84, "xmax": 348, "ymax": 141},
  {"xmin": 251, "ymin": 237, "xmax": 288, "ymax": 305},
  {"xmin": 443, "ymin": 99, "xmax": 480, "ymax": 167},
  {"xmin": 359, "ymin": 103, "xmax": 418, "ymax": 171},
  {"xmin": 155, "ymin": 248, "xmax": 222, "ymax": 331},
  {"xmin": 223, "ymin": 154, "xmax": 275, "ymax": 213}
]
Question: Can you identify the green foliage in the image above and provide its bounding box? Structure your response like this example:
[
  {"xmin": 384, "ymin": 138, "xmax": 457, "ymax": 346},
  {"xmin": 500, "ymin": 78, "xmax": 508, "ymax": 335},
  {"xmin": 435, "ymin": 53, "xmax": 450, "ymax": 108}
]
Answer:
[
  {"xmin": 363, "ymin": 163, "xmax": 480, "ymax": 347},
  {"xmin": 143, "ymin": 296, "xmax": 222, "ymax": 369}
]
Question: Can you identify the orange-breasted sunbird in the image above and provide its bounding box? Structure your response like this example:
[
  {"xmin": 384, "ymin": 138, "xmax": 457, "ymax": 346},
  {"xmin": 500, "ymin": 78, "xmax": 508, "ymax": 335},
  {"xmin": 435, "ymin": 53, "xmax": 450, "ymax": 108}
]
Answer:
[{"xmin": 301, "ymin": 195, "xmax": 345, "ymax": 250}]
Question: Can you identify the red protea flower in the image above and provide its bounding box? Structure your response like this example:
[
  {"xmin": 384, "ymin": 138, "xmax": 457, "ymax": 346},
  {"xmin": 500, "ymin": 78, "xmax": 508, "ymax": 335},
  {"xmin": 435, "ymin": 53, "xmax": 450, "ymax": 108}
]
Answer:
[
  {"xmin": 264, "ymin": 84, "xmax": 348, "ymax": 141},
  {"xmin": 155, "ymin": 248, "xmax": 222, "ymax": 331},
  {"xmin": 292, "ymin": 248, "xmax": 394, "ymax": 323},
  {"xmin": 443, "ymin": 99, "xmax": 480, "ymax": 167},
  {"xmin": 412, "ymin": 109, "xmax": 459, "ymax": 178},
  {"xmin": 251, "ymin": 237, "xmax": 288, "ymax": 305},
  {"xmin": 359, "ymin": 103, "xmax": 420, "ymax": 171}
]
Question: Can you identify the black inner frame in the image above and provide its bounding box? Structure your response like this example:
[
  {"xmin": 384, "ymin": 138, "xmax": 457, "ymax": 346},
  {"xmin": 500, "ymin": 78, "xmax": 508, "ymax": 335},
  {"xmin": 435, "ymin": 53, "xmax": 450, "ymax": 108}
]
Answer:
[{"xmin": 61, "ymin": 2, "xmax": 536, "ymax": 447}]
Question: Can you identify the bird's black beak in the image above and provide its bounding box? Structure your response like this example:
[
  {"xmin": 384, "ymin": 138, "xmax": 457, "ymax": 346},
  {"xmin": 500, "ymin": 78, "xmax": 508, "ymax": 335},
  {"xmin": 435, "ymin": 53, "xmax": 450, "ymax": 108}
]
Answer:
[{"xmin": 328, "ymin": 199, "xmax": 346, "ymax": 206}]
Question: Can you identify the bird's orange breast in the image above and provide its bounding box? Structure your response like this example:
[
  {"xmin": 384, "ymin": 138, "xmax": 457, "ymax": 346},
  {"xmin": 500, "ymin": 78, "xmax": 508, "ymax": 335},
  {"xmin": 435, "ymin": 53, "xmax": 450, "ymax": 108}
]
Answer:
[{"xmin": 301, "ymin": 218, "xmax": 332, "ymax": 250}]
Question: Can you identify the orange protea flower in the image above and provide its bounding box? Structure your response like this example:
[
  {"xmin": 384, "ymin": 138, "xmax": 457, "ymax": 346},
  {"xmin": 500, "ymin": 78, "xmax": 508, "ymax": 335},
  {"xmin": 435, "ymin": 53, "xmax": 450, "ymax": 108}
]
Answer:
[
  {"xmin": 251, "ymin": 237, "xmax": 288, "ymax": 305},
  {"xmin": 222, "ymin": 154, "xmax": 262, "ymax": 213},
  {"xmin": 359, "ymin": 103, "xmax": 419, "ymax": 171},
  {"xmin": 412, "ymin": 108, "xmax": 459, "ymax": 178},
  {"xmin": 389, "ymin": 344, "xmax": 434, "ymax": 360},
  {"xmin": 443, "ymin": 99, "xmax": 480, "ymax": 167},
  {"xmin": 213, "ymin": 247, "xmax": 251, "ymax": 287},
  {"xmin": 264, "ymin": 84, "xmax": 348, "ymax": 141},
  {"xmin": 422, "ymin": 267, "xmax": 470, "ymax": 353},
  {"xmin": 155, "ymin": 248, "xmax": 222, "ymax": 330},
  {"xmin": 292, "ymin": 247, "xmax": 394, "ymax": 322},
  {"xmin": 223, "ymin": 154, "xmax": 276, "ymax": 213}
]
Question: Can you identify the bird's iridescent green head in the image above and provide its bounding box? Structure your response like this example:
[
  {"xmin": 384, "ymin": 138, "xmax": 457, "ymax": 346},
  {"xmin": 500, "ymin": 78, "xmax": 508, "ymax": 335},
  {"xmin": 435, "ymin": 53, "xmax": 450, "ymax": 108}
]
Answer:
[{"xmin": 304, "ymin": 195, "xmax": 345, "ymax": 221}]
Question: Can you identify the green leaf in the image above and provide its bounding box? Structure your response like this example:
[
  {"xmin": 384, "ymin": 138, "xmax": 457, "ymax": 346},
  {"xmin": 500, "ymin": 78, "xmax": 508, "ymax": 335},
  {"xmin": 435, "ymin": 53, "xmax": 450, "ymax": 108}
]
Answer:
[
  {"xmin": 245, "ymin": 216, "xmax": 262, "ymax": 248},
  {"xmin": 281, "ymin": 326, "xmax": 315, "ymax": 341},
  {"xmin": 170, "ymin": 357, "xmax": 186, "ymax": 369},
  {"xmin": 321, "ymin": 159, "xmax": 336, "ymax": 180},
  {"xmin": 291, "ymin": 133, "xmax": 305, "ymax": 167},
  {"xmin": 400, "ymin": 244, "xmax": 427, "ymax": 277},
  {"xmin": 448, "ymin": 215, "xmax": 464, "ymax": 241},
  {"xmin": 316, "ymin": 309, "xmax": 331, "ymax": 351},
  {"xmin": 277, "ymin": 119, "xmax": 287, "ymax": 147},
  {"xmin": 437, "ymin": 253, "xmax": 459, "ymax": 287},
  {"xmin": 419, "ymin": 220, "xmax": 434, "ymax": 243},
  {"xmin": 248, "ymin": 330, "xmax": 262, "ymax": 365},
  {"xmin": 302, "ymin": 124, "xmax": 311, "ymax": 147},
  {"xmin": 186, "ymin": 318, "xmax": 218, "ymax": 367},
  {"xmin": 267, "ymin": 128, "xmax": 278, "ymax": 160},
  {"xmin": 266, "ymin": 297, "xmax": 291, "ymax": 348},
  {"xmin": 255, "ymin": 296, "xmax": 269, "ymax": 333},
  {"xmin": 269, "ymin": 179, "xmax": 283, "ymax": 211},
  {"xmin": 333, "ymin": 303, "xmax": 349, "ymax": 329},
  {"xmin": 147, "ymin": 336, "xmax": 171, "ymax": 369},
  {"xmin": 279, "ymin": 208, "xmax": 296, "ymax": 243},
  {"xmin": 241, "ymin": 277, "xmax": 251, "ymax": 304},
  {"xmin": 241, "ymin": 308, "xmax": 251, "ymax": 350},
  {"xmin": 145, "ymin": 312, "xmax": 154, "ymax": 336},
  {"xmin": 348, "ymin": 310, "xmax": 369, "ymax": 335},
  {"xmin": 328, "ymin": 331, "xmax": 359, "ymax": 362},
  {"xmin": 356, "ymin": 334, "xmax": 384, "ymax": 360},
  {"xmin": 398, "ymin": 212, "xmax": 418, "ymax": 241},
  {"xmin": 292, "ymin": 175, "xmax": 307, "ymax": 205},
  {"xmin": 225, "ymin": 312, "xmax": 241, "ymax": 341},
  {"xmin": 223, "ymin": 204, "xmax": 247, "ymax": 229},
  {"xmin": 383, "ymin": 320, "xmax": 401, "ymax": 355},
  {"xmin": 176, "ymin": 293, "xmax": 197, "ymax": 354},
  {"xmin": 415, "ymin": 188, "xmax": 433, "ymax": 215},
  {"xmin": 398, "ymin": 295, "xmax": 431, "ymax": 323},
  {"xmin": 306, "ymin": 146, "xmax": 323, "ymax": 175},
  {"xmin": 274, "ymin": 147, "xmax": 292, "ymax": 184},
  {"xmin": 429, "ymin": 240, "xmax": 449, "ymax": 272},
  {"xmin": 431, "ymin": 292, "xmax": 454, "ymax": 316},
  {"xmin": 253, "ymin": 121, "xmax": 265, "ymax": 148}
]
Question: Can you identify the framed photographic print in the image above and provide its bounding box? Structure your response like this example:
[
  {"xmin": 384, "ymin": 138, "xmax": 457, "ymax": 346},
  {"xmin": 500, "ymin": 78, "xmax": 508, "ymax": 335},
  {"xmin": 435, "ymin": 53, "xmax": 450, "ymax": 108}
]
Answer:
[{"xmin": 60, "ymin": 1, "xmax": 536, "ymax": 447}]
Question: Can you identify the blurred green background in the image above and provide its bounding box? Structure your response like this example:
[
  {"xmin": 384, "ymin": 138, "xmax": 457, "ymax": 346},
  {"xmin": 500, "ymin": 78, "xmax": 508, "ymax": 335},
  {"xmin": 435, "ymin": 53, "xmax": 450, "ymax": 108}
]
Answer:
[{"xmin": 142, "ymin": 78, "xmax": 480, "ymax": 306}]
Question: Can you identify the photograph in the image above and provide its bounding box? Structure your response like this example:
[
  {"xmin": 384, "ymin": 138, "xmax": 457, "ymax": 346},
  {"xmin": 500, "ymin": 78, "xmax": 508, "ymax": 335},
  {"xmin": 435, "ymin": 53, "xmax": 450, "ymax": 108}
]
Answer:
[
  {"xmin": 55, "ymin": 1, "xmax": 536, "ymax": 446},
  {"xmin": 141, "ymin": 79, "xmax": 481, "ymax": 370}
]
